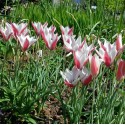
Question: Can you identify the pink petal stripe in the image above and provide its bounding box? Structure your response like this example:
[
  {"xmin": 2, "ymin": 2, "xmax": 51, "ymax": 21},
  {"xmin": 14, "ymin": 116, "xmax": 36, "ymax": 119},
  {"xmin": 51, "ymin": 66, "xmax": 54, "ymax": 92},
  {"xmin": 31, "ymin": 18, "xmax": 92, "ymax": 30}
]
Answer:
[
  {"xmin": 90, "ymin": 56, "xmax": 98, "ymax": 76},
  {"xmin": 23, "ymin": 38, "xmax": 29, "ymax": 51},
  {"xmin": 73, "ymin": 52, "xmax": 81, "ymax": 69},
  {"xmin": 104, "ymin": 51, "xmax": 111, "ymax": 67},
  {"xmin": 32, "ymin": 23, "xmax": 39, "ymax": 35},
  {"xmin": 20, "ymin": 25, "xmax": 28, "ymax": 35},
  {"xmin": 68, "ymin": 27, "xmax": 73, "ymax": 35},
  {"xmin": 116, "ymin": 60, "xmax": 125, "ymax": 81},
  {"xmin": 51, "ymin": 37, "xmax": 58, "ymax": 50},
  {"xmin": 82, "ymin": 74, "xmax": 92, "ymax": 85},
  {"xmin": 64, "ymin": 80, "xmax": 75, "ymax": 88},
  {"xmin": 11, "ymin": 24, "xmax": 18, "ymax": 36},
  {"xmin": 40, "ymin": 30, "xmax": 49, "ymax": 48},
  {"xmin": 116, "ymin": 34, "xmax": 122, "ymax": 51}
]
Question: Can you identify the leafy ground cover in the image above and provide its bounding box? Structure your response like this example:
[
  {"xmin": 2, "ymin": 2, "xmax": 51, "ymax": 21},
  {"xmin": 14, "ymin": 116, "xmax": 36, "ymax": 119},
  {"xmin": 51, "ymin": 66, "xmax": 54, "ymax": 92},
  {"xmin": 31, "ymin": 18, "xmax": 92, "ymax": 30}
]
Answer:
[{"xmin": 0, "ymin": 0, "xmax": 125, "ymax": 124}]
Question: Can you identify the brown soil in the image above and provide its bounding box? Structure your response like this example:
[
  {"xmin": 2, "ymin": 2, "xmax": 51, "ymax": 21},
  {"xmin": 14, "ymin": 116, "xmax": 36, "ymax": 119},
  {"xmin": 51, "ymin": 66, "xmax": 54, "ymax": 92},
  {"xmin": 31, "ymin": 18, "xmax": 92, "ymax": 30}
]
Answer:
[{"xmin": 0, "ymin": 96, "xmax": 69, "ymax": 124}]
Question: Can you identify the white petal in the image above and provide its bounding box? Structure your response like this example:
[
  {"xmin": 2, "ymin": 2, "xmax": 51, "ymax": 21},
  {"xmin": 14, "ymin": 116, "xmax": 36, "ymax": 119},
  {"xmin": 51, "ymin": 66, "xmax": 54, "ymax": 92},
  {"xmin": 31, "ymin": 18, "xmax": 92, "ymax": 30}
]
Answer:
[{"xmin": 110, "ymin": 48, "xmax": 117, "ymax": 62}]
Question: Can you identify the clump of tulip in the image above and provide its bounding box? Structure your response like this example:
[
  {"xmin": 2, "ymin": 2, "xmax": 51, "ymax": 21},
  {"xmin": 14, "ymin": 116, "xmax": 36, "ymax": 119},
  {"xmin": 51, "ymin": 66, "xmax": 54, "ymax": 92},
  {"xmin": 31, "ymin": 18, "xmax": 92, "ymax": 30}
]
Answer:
[
  {"xmin": 32, "ymin": 22, "xmax": 61, "ymax": 50},
  {"xmin": 0, "ymin": 22, "xmax": 37, "ymax": 52},
  {"xmin": 60, "ymin": 27, "xmax": 125, "ymax": 87},
  {"xmin": 0, "ymin": 22, "xmax": 125, "ymax": 88}
]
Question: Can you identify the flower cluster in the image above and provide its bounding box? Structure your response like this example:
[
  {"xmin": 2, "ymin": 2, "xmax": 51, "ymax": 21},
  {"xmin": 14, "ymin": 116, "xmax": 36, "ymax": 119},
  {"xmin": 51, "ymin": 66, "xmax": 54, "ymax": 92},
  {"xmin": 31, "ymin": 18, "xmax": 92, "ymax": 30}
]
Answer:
[
  {"xmin": 32, "ymin": 22, "xmax": 61, "ymax": 50},
  {"xmin": 0, "ymin": 22, "xmax": 61, "ymax": 51},
  {"xmin": 0, "ymin": 22, "xmax": 124, "ymax": 87},
  {"xmin": 0, "ymin": 22, "xmax": 37, "ymax": 51},
  {"xmin": 60, "ymin": 26, "xmax": 125, "ymax": 87}
]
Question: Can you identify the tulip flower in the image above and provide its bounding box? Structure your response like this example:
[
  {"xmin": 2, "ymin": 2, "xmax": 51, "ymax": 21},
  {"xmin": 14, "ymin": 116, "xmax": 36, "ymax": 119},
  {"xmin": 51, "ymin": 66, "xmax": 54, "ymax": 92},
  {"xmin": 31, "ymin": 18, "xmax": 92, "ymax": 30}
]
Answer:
[
  {"xmin": 115, "ymin": 34, "xmax": 122, "ymax": 51},
  {"xmin": 17, "ymin": 35, "xmax": 37, "ymax": 51},
  {"xmin": 73, "ymin": 41, "xmax": 94, "ymax": 69},
  {"xmin": 115, "ymin": 34, "xmax": 125, "ymax": 57},
  {"xmin": 116, "ymin": 59, "xmax": 125, "ymax": 81},
  {"xmin": 60, "ymin": 25, "xmax": 73, "ymax": 36},
  {"xmin": 96, "ymin": 39, "xmax": 117, "ymax": 67},
  {"xmin": 80, "ymin": 67, "xmax": 92, "ymax": 85},
  {"xmin": 40, "ymin": 25, "xmax": 61, "ymax": 50},
  {"xmin": 62, "ymin": 35, "xmax": 86, "ymax": 52},
  {"xmin": 89, "ymin": 54, "xmax": 102, "ymax": 77},
  {"xmin": 32, "ymin": 22, "xmax": 48, "ymax": 35},
  {"xmin": 60, "ymin": 67, "xmax": 81, "ymax": 87},
  {"xmin": 32, "ymin": 22, "xmax": 41, "ymax": 35},
  {"xmin": 11, "ymin": 23, "xmax": 28, "ymax": 37},
  {"xmin": 0, "ymin": 23, "xmax": 13, "ymax": 41}
]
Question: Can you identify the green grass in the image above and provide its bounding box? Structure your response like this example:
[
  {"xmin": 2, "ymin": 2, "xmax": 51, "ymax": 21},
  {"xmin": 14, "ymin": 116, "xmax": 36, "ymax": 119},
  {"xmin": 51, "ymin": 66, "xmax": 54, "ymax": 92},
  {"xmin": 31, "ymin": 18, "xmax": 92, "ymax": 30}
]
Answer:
[{"xmin": 9, "ymin": 0, "xmax": 125, "ymax": 38}]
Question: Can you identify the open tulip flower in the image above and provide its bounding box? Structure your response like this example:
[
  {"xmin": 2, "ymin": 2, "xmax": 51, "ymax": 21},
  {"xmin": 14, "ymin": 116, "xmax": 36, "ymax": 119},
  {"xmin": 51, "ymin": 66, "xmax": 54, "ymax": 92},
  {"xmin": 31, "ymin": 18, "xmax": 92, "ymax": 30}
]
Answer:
[
  {"xmin": 62, "ymin": 35, "xmax": 86, "ymax": 52},
  {"xmin": 73, "ymin": 41, "xmax": 94, "ymax": 69},
  {"xmin": 96, "ymin": 39, "xmax": 117, "ymax": 67},
  {"xmin": 89, "ymin": 54, "xmax": 102, "ymax": 77},
  {"xmin": 80, "ymin": 67, "xmax": 92, "ymax": 85},
  {"xmin": 116, "ymin": 59, "xmax": 125, "ymax": 81},
  {"xmin": 17, "ymin": 35, "xmax": 37, "ymax": 51},
  {"xmin": 11, "ymin": 23, "xmax": 28, "ymax": 38},
  {"xmin": 60, "ymin": 25, "xmax": 74, "ymax": 36},
  {"xmin": 0, "ymin": 22, "xmax": 13, "ymax": 41},
  {"xmin": 40, "ymin": 24, "xmax": 61, "ymax": 50},
  {"xmin": 60, "ymin": 66, "xmax": 81, "ymax": 87},
  {"xmin": 32, "ymin": 22, "xmax": 48, "ymax": 36}
]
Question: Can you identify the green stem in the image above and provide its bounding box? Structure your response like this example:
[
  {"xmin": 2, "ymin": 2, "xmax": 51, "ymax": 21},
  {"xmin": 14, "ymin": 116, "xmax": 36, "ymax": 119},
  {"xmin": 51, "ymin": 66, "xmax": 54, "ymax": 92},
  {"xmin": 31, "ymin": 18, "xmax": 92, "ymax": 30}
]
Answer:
[
  {"xmin": 5, "ymin": 0, "xmax": 8, "ymax": 21},
  {"xmin": 91, "ymin": 77, "xmax": 96, "ymax": 123}
]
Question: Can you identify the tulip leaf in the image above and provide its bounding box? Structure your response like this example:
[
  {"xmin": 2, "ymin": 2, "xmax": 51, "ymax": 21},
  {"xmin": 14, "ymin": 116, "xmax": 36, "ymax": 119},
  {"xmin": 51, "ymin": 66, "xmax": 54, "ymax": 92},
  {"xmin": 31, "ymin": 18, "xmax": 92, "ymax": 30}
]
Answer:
[
  {"xmin": 0, "ymin": 98, "xmax": 10, "ymax": 102},
  {"xmin": 26, "ymin": 117, "xmax": 36, "ymax": 124}
]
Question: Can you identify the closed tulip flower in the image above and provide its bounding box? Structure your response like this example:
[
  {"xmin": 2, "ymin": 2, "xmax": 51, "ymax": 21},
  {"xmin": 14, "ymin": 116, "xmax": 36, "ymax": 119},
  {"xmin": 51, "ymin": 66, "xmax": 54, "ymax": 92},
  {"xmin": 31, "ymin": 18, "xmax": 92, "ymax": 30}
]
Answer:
[
  {"xmin": 116, "ymin": 59, "xmax": 125, "ymax": 81},
  {"xmin": 89, "ymin": 54, "xmax": 102, "ymax": 77},
  {"xmin": 115, "ymin": 34, "xmax": 125, "ymax": 57},
  {"xmin": 115, "ymin": 34, "xmax": 122, "ymax": 51}
]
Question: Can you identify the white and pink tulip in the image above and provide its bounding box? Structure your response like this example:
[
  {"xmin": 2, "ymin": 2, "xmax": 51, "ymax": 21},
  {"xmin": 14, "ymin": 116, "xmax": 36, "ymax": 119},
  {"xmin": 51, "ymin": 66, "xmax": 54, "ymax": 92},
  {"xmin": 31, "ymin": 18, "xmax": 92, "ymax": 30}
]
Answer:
[
  {"xmin": 115, "ymin": 34, "xmax": 125, "ymax": 56},
  {"xmin": 40, "ymin": 24, "xmax": 61, "ymax": 50},
  {"xmin": 17, "ymin": 35, "xmax": 37, "ymax": 51},
  {"xmin": 89, "ymin": 54, "xmax": 102, "ymax": 77},
  {"xmin": 62, "ymin": 35, "xmax": 86, "ymax": 52},
  {"xmin": 96, "ymin": 39, "xmax": 117, "ymax": 67},
  {"xmin": 116, "ymin": 59, "xmax": 125, "ymax": 81},
  {"xmin": 60, "ymin": 67, "xmax": 81, "ymax": 87},
  {"xmin": 60, "ymin": 25, "xmax": 73, "ymax": 36},
  {"xmin": 0, "ymin": 23, "xmax": 13, "ymax": 41},
  {"xmin": 32, "ymin": 22, "xmax": 48, "ymax": 36},
  {"xmin": 115, "ymin": 34, "xmax": 122, "ymax": 51},
  {"xmin": 80, "ymin": 67, "xmax": 92, "ymax": 85},
  {"xmin": 11, "ymin": 23, "xmax": 28, "ymax": 37},
  {"xmin": 73, "ymin": 41, "xmax": 94, "ymax": 69}
]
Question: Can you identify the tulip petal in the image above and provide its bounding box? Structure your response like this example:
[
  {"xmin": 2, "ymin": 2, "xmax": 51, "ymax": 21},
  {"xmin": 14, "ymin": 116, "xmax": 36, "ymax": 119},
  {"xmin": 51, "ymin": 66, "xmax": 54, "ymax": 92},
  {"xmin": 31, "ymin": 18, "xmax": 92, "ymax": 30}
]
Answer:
[
  {"xmin": 116, "ymin": 34, "xmax": 122, "ymax": 51},
  {"xmin": 23, "ymin": 38, "xmax": 29, "ymax": 51},
  {"xmin": 116, "ymin": 59, "xmax": 125, "ymax": 81}
]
